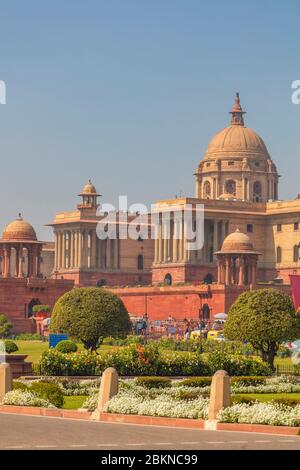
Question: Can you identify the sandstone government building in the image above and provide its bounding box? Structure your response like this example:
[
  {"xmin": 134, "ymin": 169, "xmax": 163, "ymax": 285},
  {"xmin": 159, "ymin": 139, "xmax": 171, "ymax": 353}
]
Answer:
[{"xmin": 2, "ymin": 94, "xmax": 300, "ymax": 332}]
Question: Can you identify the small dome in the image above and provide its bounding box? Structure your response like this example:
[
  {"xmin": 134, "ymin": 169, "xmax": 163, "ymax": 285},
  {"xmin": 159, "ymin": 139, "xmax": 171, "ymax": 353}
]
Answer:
[
  {"xmin": 2, "ymin": 215, "xmax": 37, "ymax": 241},
  {"xmin": 220, "ymin": 229, "xmax": 255, "ymax": 253},
  {"xmin": 204, "ymin": 125, "xmax": 270, "ymax": 160},
  {"xmin": 82, "ymin": 180, "xmax": 97, "ymax": 194}
]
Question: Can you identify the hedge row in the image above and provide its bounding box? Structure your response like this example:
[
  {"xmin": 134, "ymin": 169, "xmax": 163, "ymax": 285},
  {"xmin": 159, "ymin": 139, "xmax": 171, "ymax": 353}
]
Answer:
[{"xmin": 38, "ymin": 344, "xmax": 272, "ymax": 377}]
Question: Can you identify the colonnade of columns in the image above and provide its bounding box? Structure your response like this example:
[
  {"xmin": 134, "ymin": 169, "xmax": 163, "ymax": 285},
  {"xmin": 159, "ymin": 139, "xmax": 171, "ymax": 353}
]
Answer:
[
  {"xmin": 154, "ymin": 217, "xmax": 229, "ymax": 265},
  {"xmin": 217, "ymin": 254, "xmax": 258, "ymax": 286},
  {"xmin": 55, "ymin": 229, "xmax": 120, "ymax": 270},
  {"xmin": 0, "ymin": 243, "xmax": 42, "ymax": 278}
]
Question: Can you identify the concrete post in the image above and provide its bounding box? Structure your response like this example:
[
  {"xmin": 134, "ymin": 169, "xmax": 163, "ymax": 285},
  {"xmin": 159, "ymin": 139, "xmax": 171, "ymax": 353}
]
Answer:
[
  {"xmin": 208, "ymin": 370, "xmax": 231, "ymax": 421},
  {"xmin": 0, "ymin": 363, "xmax": 12, "ymax": 403},
  {"xmin": 91, "ymin": 367, "xmax": 119, "ymax": 420}
]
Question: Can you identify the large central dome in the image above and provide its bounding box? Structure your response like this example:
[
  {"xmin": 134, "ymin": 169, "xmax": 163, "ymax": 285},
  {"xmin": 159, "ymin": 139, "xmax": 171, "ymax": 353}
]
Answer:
[
  {"xmin": 195, "ymin": 93, "xmax": 279, "ymax": 202},
  {"xmin": 204, "ymin": 125, "xmax": 270, "ymax": 160}
]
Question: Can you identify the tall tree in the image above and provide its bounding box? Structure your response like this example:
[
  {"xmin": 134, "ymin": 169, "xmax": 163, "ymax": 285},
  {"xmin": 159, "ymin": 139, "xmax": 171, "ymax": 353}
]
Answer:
[{"xmin": 224, "ymin": 289, "xmax": 300, "ymax": 370}]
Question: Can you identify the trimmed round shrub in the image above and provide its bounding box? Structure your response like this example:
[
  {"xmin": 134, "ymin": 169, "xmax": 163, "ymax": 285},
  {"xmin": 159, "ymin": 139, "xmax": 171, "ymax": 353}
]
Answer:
[
  {"xmin": 135, "ymin": 377, "xmax": 172, "ymax": 389},
  {"xmin": 4, "ymin": 340, "xmax": 18, "ymax": 354},
  {"xmin": 50, "ymin": 287, "xmax": 132, "ymax": 350},
  {"xmin": 175, "ymin": 377, "xmax": 212, "ymax": 388},
  {"xmin": 55, "ymin": 340, "xmax": 78, "ymax": 354},
  {"xmin": 30, "ymin": 381, "xmax": 64, "ymax": 408},
  {"xmin": 13, "ymin": 381, "xmax": 29, "ymax": 392},
  {"xmin": 231, "ymin": 376, "xmax": 267, "ymax": 387}
]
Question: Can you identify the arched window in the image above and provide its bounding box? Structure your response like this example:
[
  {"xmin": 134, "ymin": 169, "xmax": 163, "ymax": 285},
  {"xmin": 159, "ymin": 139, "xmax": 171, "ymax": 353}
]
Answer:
[
  {"xmin": 164, "ymin": 273, "xmax": 172, "ymax": 285},
  {"xmin": 294, "ymin": 245, "xmax": 300, "ymax": 263},
  {"xmin": 203, "ymin": 273, "xmax": 214, "ymax": 284},
  {"xmin": 203, "ymin": 181, "xmax": 211, "ymax": 198},
  {"xmin": 225, "ymin": 179, "xmax": 236, "ymax": 196},
  {"xmin": 276, "ymin": 246, "xmax": 282, "ymax": 264},
  {"xmin": 137, "ymin": 254, "xmax": 144, "ymax": 270},
  {"xmin": 27, "ymin": 298, "xmax": 41, "ymax": 318},
  {"xmin": 253, "ymin": 181, "xmax": 262, "ymax": 202},
  {"xmin": 97, "ymin": 279, "xmax": 106, "ymax": 287},
  {"xmin": 201, "ymin": 303, "xmax": 211, "ymax": 321}
]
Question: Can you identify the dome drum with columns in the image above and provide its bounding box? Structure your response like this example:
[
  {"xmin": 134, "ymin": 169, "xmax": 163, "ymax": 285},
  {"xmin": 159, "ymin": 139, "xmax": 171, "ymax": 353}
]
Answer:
[
  {"xmin": 0, "ymin": 214, "xmax": 43, "ymax": 278},
  {"xmin": 215, "ymin": 229, "xmax": 261, "ymax": 286},
  {"xmin": 195, "ymin": 93, "xmax": 279, "ymax": 202}
]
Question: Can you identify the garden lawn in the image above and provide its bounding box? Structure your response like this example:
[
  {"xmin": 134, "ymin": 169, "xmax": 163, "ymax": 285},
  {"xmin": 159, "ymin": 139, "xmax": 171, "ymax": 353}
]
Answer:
[
  {"xmin": 239, "ymin": 393, "xmax": 300, "ymax": 402},
  {"xmin": 63, "ymin": 396, "xmax": 88, "ymax": 410},
  {"xmin": 13, "ymin": 340, "xmax": 117, "ymax": 364},
  {"xmin": 14, "ymin": 341, "xmax": 49, "ymax": 363}
]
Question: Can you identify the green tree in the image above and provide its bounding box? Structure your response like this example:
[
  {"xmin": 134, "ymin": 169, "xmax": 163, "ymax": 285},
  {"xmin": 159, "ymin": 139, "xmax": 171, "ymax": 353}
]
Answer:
[
  {"xmin": 0, "ymin": 314, "xmax": 12, "ymax": 339},
  {"xmin": 50, "ymin": 287, "xmax": 132, "ymax": 351},
  {"xmin": 223, "ymin": 288, "xmax": 300, "ymax": 370}
]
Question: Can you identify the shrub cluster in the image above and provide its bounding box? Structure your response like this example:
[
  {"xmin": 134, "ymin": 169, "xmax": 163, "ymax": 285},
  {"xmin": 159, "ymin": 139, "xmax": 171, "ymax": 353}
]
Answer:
[
  {"xmin": 30, "ymin": 381, "xmax": 64, "ymax": 408},
  {"xmin": 135, "ymin": 377, "xmax": 172, "ymax": 389},
  {"xmin": 4, "ymin": 340, "xmax": 18, "ymax": 354},
  {"xmin": 230, "ymin": 376, "xmax": 267, "ymax": 387},
  {"xmin": 175, "ymin": 377, "xmax": 212, "ymax": 388},
  {"xmin": 55, "ymin": 340, "xmax": 78, "ymax": 354},
  {"xmin": 38, "ymin": 344, "xmax": 272, "ymax": 377}
]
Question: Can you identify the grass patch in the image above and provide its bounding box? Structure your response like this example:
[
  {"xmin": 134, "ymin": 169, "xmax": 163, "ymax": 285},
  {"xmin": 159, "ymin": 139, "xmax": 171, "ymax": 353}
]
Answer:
[
  {"xmin": 12, "ymin": 340, "xmax": 118, "ymax": 364},
  {"xmin": 62, "ymin": 396, "xmax": 88, "ymax": 410},
  {"xmin": 237, "ymin": 393, "xmax": 300, "ymax": 403}
]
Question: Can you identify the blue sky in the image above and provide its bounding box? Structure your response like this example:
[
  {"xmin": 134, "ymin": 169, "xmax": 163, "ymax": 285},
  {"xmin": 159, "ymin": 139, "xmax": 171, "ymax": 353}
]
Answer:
[{"xmin": 0, "ymin": 0, "xmax": 299, "ymax": 239}]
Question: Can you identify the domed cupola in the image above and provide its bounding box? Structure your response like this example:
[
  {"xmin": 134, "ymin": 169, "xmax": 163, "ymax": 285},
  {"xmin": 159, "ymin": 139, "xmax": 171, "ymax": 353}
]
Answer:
[{"xmin": 195, "ymin": 93, "xmax": 279, "ymax": 202}]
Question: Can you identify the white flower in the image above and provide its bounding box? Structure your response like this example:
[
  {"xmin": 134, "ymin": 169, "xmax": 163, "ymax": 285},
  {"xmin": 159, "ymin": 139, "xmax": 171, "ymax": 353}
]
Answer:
[{"xmin": 3, "ymin": 390, "xmax": 55, "ymax": 408}]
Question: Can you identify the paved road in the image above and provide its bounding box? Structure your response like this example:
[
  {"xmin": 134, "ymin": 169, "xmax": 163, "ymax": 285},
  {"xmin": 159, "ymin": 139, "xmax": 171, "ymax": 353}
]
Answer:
[{"xmin": 0, "ymin": 413, "xmax": 300, "ymax": 450}]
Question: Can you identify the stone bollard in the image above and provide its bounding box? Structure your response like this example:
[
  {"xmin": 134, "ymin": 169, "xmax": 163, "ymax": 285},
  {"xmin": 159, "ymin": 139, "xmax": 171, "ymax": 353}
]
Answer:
[
  {"xmin": 208, "ymin": 370, "xmax": 231, "ymax": 421},
  {"xmin": 0, "ymin": 363, "xmax": 12, "ymax": 403},
  {"xmin": 91, "ymin": 367, "xmax": 119, "ymax": 420}
]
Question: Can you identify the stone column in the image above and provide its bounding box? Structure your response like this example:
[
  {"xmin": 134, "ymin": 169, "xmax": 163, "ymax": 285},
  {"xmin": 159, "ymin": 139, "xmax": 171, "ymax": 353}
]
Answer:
[
  {"xmin": 158, "ymin": 221, "xmax": 163, "ymax": 263},
  {"xmin": 213, "ymin": 220, "xmax": 218, "ymax": 258},
  {"xmin": 163, "ymin": 222, "xmax": 169, "ymax": 263},
  {"xmin": 172, "ymin": 218, "xmax": 178, "ymax": 263},
  {"xmin": 225, "ymin": 255, "xmax": 231, "ymax": 285},
  {"xmin": 252, "ymin": 257, "xmax": 257, "ymax": 284},
  {"xmin": 208, "ymin": 370, "xmax": 231, "ymax": 420},
  {"xmin": 15, "ymin": 247, "xmax": 19, "ymax": 277},
  {"xmin": 3, "ymin": 247, "xmax": 10, "ymax": 278},
  {"xmin": 0, "ymin": 363, "xmax": 13, "ymax": 403},
  {"xmin": 70, "ymin": 231, "xmax": 74, "ymax": 269},
  {"xmin": 91, "ymin": 367, "xmax": 119, "ymax": 420},
  {"xmin": 217, "ymin": 257, "xmax": 221, "ymax": 283},
  {"xmin": 2, "ymin": 249, "xmax": 6, "ymax": 277},
  {"xmin": 238, "ymin": 256, "xmax": 244, "ymax": 286},
  {"xmin": 61, "ymin": 232, "xmax": 66, "ymax": 269},
  {"xmin": 91, "ymin": 230, "xmax": 97, "ymax": 269},
  {"xmin": 78, "ymin": 231, "xmax": 82, "ymax": 267},
  {"xmin": 18, "ymin": 244, "xmax": 23, "ymax": 278},
  {"xmin": 32, "ymin": 246, "xmax": 38, "ymax": 277}
]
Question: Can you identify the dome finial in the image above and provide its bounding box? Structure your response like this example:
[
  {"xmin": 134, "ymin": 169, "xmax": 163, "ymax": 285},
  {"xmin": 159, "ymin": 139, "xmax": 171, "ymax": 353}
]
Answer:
[
  {"xmin": 17, "ymin": 213, "xmax": 22, "ymax": 220},
  {"xmin": 230, "ymin": 92, "xmax": 246, "ymax": 126}
]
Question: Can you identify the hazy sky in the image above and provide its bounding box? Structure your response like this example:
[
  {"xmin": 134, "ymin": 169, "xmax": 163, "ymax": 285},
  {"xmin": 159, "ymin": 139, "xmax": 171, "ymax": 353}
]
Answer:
[{"xmin": 0, "ymin": 0, "xmax": 299, "ymax": 240}]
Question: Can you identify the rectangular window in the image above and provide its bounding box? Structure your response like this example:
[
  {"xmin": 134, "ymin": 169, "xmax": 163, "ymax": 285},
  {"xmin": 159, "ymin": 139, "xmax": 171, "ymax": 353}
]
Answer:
[
  {"xmin": 294, "ymin": 222, "xmax": 299, "ymax": 231},
  {"xmin": 247, "ymin": 224, "xmax": 253, "ymax": 233},
  {"xmin": 277, "ymin": 224, "xmax": 282, "ymax": 232},
  {"xmin": 228, "ymin": 161, "xmax": 234, "ymax": 166}
]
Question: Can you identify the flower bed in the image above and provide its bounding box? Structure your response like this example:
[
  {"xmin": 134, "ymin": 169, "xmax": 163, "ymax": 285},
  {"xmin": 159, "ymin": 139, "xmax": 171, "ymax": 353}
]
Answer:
[
  {"xmin": 3, "ymin": 390, "xmax": 54, "ymax": 408},
  {"xmin": 218, "ymin": 402, "xmax": 300, "ymax": 427}
]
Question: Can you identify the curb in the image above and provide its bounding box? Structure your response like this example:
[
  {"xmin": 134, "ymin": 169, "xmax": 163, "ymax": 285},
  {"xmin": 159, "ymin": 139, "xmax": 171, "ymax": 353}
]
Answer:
[
  {"xmin": 0, "ymin": 405, "xmax": 92, "ymax": 420},
  {"xmin": 99, "ymin": 413, "xmax": 300, "ymax": 436},
  {"xmin": 0, "ymin": 406, "xmax": 299, "ymax": 436}
]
